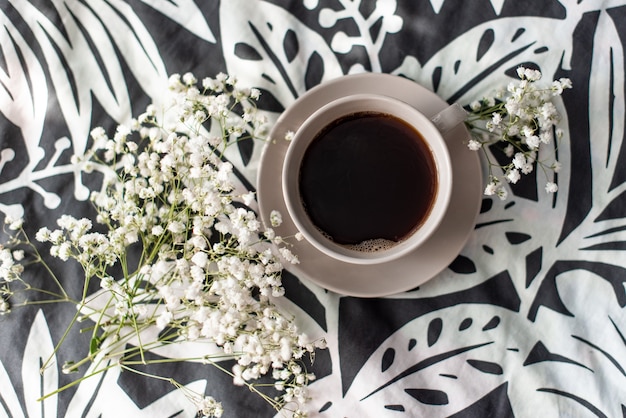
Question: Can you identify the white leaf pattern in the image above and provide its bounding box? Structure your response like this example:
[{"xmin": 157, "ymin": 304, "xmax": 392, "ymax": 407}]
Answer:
[
  {"xmin": 0, "ymin": 7, "xmax": 52, "ymax": 216},
  {"xmin": 318, "ymin": 0, "xmax": 403, "ymax": 73},
  {"xmin": 0, "ymin": 356, "xmax": 25, "ymax": 418},
  {"xmin": 3, "ymin": 0, "xmax": 169, "ymax": 203},
  {"xmin": 308, "ymin": 288, "xmax": 625, "ymax": 417},
  {"xmin": 22, "ymin": 310, "xmax": 58, "ymax": 418},
  {"xmin": 65, "ymin": 357, "xmax": 205, "ymax": 417},
  {"xmin": 221, "ymin": 0, "xmax": 344, "ymax": 108},
  {"xmin": 413, "ymin": 16, "xmax": 575, "ymax": 102},
  {"xmin": 138, "ymin": 0, "xmax": 216, "ymax": 43},
  {"xmin": 1, "ymin": 1, "xmax": 625, "ymax": 417}
]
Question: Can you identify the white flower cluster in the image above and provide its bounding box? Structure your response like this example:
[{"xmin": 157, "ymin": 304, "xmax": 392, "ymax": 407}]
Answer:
[
  {"xmin": 23, "ymin": 73, "xmax": 324, "ymax": 416},
  {"xmin": 193, "ymin": 395, "xmax": 224, "ymax": 418},
  {"xmin": 466, "ymin": 67, "xmax": 572, "ymax": 199},
  {"xmin": 0, "ymin": 245, "xmax": 24, "ymax": 284},
  {"xmin": 0, "ymin": 217, "xmax": 27, "ymax": 314}
]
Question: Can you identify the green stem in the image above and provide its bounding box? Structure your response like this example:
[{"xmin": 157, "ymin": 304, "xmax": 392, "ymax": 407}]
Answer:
[
  {"xmin": 22, "ymin": 235, "xmax": 69, "ymax": 299},
  {"xmin": 40, "ymin": 306, "xmax": 84, "ymax": 372},
  {"xmin": 202, "ymin": 358, "xmax": 284, "ymax": 411},
  {"xmin": 37, "ymin": 362, "xmax": 118, "ymax": 401}
]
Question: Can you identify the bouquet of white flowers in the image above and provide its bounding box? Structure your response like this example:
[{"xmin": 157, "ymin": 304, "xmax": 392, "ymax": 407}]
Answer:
[
  {"xmin": 0, "ymin": 72, "xmax": 324, "ymax": 418},
  {"xmin": 0, "ymin": 67, "xmax": 572, "ymax": 417},
  {"xmin": 465, "ymin": 66, "xmax": 572, "ymax": 199}
]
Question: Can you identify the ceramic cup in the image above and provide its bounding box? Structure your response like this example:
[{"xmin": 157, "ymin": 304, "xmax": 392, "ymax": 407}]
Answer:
[{"xmin": 282, "ymin": 93, "xmax": 465, "ymax": 265}]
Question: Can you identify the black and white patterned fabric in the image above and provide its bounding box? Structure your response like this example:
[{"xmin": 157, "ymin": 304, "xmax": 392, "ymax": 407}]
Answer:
[{"xmin": 1, "ymin": 1, "xmax": 626, "ymax": 417}]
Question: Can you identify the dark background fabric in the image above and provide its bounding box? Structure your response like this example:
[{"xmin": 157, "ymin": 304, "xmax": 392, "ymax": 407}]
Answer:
[{"xmin": 1, "ymin": 1, "xmax": 625, "ymax": 417}]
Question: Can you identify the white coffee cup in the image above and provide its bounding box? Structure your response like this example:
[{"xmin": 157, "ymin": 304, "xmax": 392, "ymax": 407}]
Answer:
[{"xmin": 282, "ymin": 93, "xmax": 465, "ymax": 265}]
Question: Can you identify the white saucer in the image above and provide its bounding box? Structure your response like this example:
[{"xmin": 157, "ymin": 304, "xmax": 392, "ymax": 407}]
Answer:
[{"xmin": 257, "ymin": 73, "xmax": 482, "ymax": 297}]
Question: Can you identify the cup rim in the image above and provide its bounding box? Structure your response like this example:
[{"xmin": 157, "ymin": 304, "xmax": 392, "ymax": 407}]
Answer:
[{"xmin": 282, "ymin": 93, "xmax": 453, "ymax": 265}]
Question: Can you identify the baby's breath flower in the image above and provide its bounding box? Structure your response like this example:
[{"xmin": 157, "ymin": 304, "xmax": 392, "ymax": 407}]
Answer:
[
  {"xmin": 525, "ymin": 135, "xmax": 540, "ymax": 150},
  {"xmin": 195, "ymin": 395, "xmax": 223, "ymax": 418},
  {"xmin": 0, "ymin": 245, "xmax": 24, "ymax": 283},
  {"xmin": 0, "ymin": 299, "xmax": 9, "ymax": 314},
  {"xmin": 242, "ymin": 191, "xmax": 255, "ymax": 206},
  {"xmin": 467, "ymin": 139, "xmax": 482, "ymax": 151},
  {"xmin": 156, "ymin": 310, "xmax": 173, "ymax": 330},
  {"xmin": 484, "ymin": 182, "xmax": 497, "ymax": 196},
  {"xmin": 279, "ymin": 248, "xmax": 299, "ymax": 264},
  {"xmin": 506, "ymin": 169, "xmax": 521, "ymax": 184},
  {"xmin": 540, "ymin": 130, "xmax": 553, "ymax": 144},
  {"xmin": 496, "ymin": 187, "xmax": 508, "ymax": 200},
  {"xmin": 545, "ymin": 182, "xmax": 558, "ymax": 193},
  {"xmin": 559, "ymin": 78, "xmax": 573, "ymax": 90},
  {"xmin": 465, "ymin": 66, "xmax": 571, "ymax": 199},
  {"xmin": 3, "ymin": 72, "xmax": 323, "ymax": 416},
  {"xmin": 555, "ymin": 128, "xmax": 564, "ymax": 139},
  {"xmin": 100, "ymin": 276, "xmax": 114, "ymax": 290},
  {"xmin": 524, "ymin": 67, "xmax": 542, "ymax": 81},
  {"xmin": 270, "ymin": 210, "xmax": 283, "ymax": 227},
  {"xmin": 182, "ymin": 72, "xmax": 197, "ymax": 86},
  {"xmin": 551, "ymin": 78, "xmax": 571, "ymax": 95},
  {"xmin": 5, "ymin": 216, "xmax": 23, "ymax": 231}
]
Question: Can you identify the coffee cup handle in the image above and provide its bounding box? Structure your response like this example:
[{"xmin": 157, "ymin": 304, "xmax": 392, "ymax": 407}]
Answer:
[{"xmin": 430, "ymin": 103, "xmax": 467, "ymax": 134}]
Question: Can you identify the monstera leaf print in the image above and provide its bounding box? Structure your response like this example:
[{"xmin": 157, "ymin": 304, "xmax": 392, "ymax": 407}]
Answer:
[
  {"xmin": 0, "ymin": 6, "xmax": 53, "ymax": 220},
  {"xmin": 255, "ymin": 3, "xmax": 626, "ymax": 417},
  {"xmin": 0, "ymin": 310, "xmax": 203, "ymax": 417},
  {"xmin": 453, "ymin": 7, "xmax": 626, "ymax": 316},
  {"xmin": 0, "ymin": 0, "xmax": 227, "ymax": 215},
  {"xmin": 221, "ymin": 0, "xmax": 345, "ymax": 108},
  {"xmin": 219, "ymin": 0, "xmax": 347, "ymax": 189},
  {"xmin": 1, "ymin": 0, "xmax": 625, "ymax": 417},
  {"xmin": 1, "ymin": 310, "xmax": 59, "ymax": 418},
  {"xmin": 63, "ymin": 356, "xmax": 207, "ymax": 417},
  {"xmin": 0, "ymin": 0, "xmax": 170, "ymax": 215},
  {"xmin": 407, "ymin": 16, "xmax": 576, "ymax": 102},
  {"xmin": 137, "ymin": 0, "xmax": 216, "ymax": 43},
  {"xmin": 309, "ymin": 0, "xmax": 404, "ymax": 73},
  {"xmin": 304, "ymin": 283, "xmax": 625, "ymax": 417}
]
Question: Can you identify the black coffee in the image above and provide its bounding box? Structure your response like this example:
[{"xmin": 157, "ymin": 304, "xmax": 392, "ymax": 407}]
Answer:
[{"xmin": 299, "ymin": 111, "xmax": 438, "ymax": 251}]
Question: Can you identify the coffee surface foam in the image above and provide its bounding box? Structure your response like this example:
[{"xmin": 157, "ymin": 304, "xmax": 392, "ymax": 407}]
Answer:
[
  {"xmin": 316, "ymin": 228, "xmax": 399, "ymax": 253},
  {"xmin": 344, "ymin": 238, "xmax": 397, "ymax": 253}
]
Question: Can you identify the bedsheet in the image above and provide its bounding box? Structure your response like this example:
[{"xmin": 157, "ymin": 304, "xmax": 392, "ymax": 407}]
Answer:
[{"xmin": 1, "ymin": 1, "xmax": 626, "ymax": 417}]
